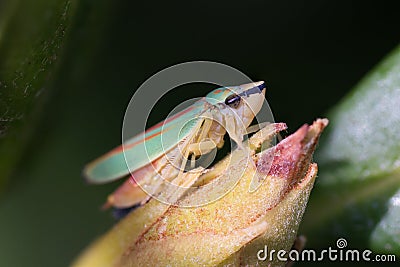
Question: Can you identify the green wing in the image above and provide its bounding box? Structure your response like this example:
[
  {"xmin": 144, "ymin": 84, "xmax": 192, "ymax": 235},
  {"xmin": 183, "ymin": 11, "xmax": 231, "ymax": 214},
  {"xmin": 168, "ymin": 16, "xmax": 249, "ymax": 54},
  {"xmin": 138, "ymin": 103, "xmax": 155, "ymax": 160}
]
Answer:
[{"xmin": 84, "ymin": 103, "xmax": 204, "ymax": 184}]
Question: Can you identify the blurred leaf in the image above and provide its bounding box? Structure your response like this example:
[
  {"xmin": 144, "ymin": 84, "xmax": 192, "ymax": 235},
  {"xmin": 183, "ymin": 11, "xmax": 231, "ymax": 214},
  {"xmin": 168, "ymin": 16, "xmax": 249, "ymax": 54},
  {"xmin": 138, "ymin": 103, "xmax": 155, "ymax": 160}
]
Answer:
[
  {"xmin": 0, "ymin": 0, "xmax": 77, "ymax": 190},
  {"xmin": 301, "ymin": 45, "xmax": 400, "ymax": 256},
  {"xmin": 370, "ymin": 188, "xmax": 400, "ymax": 254},
  {"xmin": 72, "ymin": 120, "xmax": 327, "ymax": 267}
]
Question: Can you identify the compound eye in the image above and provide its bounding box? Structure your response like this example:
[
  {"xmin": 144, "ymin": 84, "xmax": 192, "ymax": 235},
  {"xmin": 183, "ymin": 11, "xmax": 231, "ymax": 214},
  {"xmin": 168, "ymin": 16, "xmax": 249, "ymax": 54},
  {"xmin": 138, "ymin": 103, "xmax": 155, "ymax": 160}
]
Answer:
[{"xmin": 224, "ymin": 94, "xmax": 241, "ymax": 108}]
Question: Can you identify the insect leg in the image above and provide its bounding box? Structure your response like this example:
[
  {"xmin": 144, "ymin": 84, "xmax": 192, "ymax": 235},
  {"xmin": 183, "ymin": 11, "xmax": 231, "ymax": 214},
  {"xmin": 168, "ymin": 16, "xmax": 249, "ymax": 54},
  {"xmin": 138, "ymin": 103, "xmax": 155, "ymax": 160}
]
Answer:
[
  {"xmin": 187, "ymin": 117, "xmax": 214, "ymax": 169},
  {"xmin": 195, "ymin": 117, "xmax": 213, "ymax": 143},
  {"xmin": 186, "ymin": 140, "xmax": 217, "ymax": 156},
  {"xmin": 176, "ymin": 118, "xmax": 206, "ymax": 174},
  {"xmin": 245, "ymin": 122, "xmax": 270, "ymax": 135},
  {"xmin": 178, "ymin": 140, "xmax": 217, "ymax": 178},
  {"xmin": 190, "ymin": 154, "xmax": 196, "ymax": 169}
]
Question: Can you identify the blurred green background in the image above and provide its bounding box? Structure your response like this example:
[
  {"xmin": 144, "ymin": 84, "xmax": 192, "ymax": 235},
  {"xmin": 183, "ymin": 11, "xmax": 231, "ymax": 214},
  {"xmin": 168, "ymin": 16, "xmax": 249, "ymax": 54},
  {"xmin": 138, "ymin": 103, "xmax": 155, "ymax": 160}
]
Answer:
[{"xmin": 0, "ymin": 0, "xmax": 399, "ymax": 266}]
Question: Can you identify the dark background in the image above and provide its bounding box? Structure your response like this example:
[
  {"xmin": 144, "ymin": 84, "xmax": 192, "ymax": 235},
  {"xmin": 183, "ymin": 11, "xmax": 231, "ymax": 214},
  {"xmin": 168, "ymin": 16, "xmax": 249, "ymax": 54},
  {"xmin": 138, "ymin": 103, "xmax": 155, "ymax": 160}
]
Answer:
[{"xmin": 0, "ymin": 0, "xmax": 399, "ymax": 266}]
